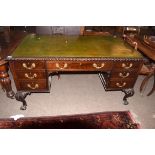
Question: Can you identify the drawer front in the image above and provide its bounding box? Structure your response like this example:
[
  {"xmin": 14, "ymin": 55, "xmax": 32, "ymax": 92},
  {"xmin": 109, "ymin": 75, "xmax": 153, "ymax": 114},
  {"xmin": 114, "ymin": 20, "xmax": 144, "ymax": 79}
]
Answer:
[
  {"xmin": 46, "ymin": 61, "xmax": 113, "ymax": 71},
  {"xmin": 15, "ymin": 71, "xmax": 46, "ymax": 80},
  {"xmin": 18, "ymin": 80, "xmax": 48, "ymax": 91},
  {"xmin": 113, "ymin": 61, "xmax": 141, "ymax": 71},
  {"xmin": 110, "ymin": 70, "xmax": 138, "ymax": 79},
  {"xmin": 107, "ymin": 79, "xmax": 135, "ymax": 89},
  {"xmin": 13, "ymin": 61, "xmax": 45, "ymax": 70}
]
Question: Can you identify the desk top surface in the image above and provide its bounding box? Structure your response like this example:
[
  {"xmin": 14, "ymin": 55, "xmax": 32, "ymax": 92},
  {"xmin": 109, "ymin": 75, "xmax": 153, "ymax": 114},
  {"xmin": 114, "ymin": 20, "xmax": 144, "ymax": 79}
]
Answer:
[{"xmin": 11, "ymin": 34, "xmax": 142, "ymax": 58}]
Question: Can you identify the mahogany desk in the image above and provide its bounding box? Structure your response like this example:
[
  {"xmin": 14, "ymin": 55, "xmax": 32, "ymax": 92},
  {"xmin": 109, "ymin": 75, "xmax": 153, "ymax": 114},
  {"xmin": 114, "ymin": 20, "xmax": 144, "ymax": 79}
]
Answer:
[{"xmin": 0, "ymin": 35, "xmax": 144, "ymax": 110}]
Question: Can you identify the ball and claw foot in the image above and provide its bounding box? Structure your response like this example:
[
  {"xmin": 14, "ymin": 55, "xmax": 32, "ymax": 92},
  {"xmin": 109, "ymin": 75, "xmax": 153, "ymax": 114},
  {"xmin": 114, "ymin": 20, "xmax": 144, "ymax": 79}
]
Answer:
[
  {"xmin": 20, "ymin": 105, "xmax": 27, "ymax": 110},
  {"xmin": 122, "ymin": 88, "xmax": 134, "ymax": 105},
  {"xmin": 15, "ymin": 91, "xmax": 31, "ymax": 110},
  {"xmin": 123, "ymin": 100, "xmax": 129, "ymax": 105}
]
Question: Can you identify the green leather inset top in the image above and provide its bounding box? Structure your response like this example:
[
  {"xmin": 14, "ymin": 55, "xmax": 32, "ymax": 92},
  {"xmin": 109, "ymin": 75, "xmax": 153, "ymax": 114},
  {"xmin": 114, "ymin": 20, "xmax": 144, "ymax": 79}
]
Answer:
[{"xmin": 12, "ymin": 34, "xmax": 142, "ymax": 58}]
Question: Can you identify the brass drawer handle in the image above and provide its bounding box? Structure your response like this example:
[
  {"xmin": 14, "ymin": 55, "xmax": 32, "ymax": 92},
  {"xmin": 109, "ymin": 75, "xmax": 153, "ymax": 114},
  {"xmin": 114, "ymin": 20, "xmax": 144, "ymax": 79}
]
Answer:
[
  {"xmin": 25, "ymin": 73, "xmax": 37, "ymax": 79},
  {"xmin": 22, "ymin": 63, "xmax": 36, "ymax": 70},
  {"xmin": 116, "ymin": 82, "xmax": 126, "ymax": 88},
  {"xmin": 93, "ymin": 63, "xmax": 105, "ymax": 69},
  {"xmin": 56, "ymin": 63, "xmax": 68, "ymax": 69},
  {"xmin": 27, "ymin": 83, "xmax": 39, "ymax": 89},
  {"xmin": 119, "ymin": 72, "xmax": 130, "ymax": 78},
  {"xmin": 122, "ymin": 63, "xmax": 133, "ymax": 69}
]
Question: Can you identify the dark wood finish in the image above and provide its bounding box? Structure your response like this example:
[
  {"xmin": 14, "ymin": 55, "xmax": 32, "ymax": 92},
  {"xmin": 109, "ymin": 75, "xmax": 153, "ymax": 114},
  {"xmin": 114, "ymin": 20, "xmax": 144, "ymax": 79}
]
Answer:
[
  {"xmin": 112, "ymin": 61, "xmax": 141, "ymax": 70},
  {"xmin": 0, "ymin": 59, "xmax": 15, "ymax": 98},
  {"xmin": 0, "ymin": 33, "xmax": 144, "ymax": 110},
  {"xmin": 106, "ymin": 79, "xmax": 135, "ymax": 89},
  {"xmin": 18, "ymin": 79, "xmax": 48, "ymax": 91},
  {"xmin": 99, "ymin": 73, "xmax": 135, "ymax": 104},
  {"xmin": 47, "ymin": 60, "xmax": 113, "ymax": 71},
  {"xmin": 7, "ymin": 58, "xmax": 143, "ymax": 109},
  {"xmin": 99, "ymin": 73, "xmax": 135, "ymax": 90},
  {"xmin": 110, "ymin": 70, "xmax": 138, "ymax": 79},
  {"xmin": 9, "ymin": 60, "xmax": 49, "ymax": 92},
  {"xmin": 15, "ymin": 71, "xmax": 46, "ymax": 79},
  {"xmin": 11, "ymin": 60, "xmax": 45, "ymax": 70},
  {"xmin": 99, "ymin": 59, "xmax": 143, "ymax": 91}
]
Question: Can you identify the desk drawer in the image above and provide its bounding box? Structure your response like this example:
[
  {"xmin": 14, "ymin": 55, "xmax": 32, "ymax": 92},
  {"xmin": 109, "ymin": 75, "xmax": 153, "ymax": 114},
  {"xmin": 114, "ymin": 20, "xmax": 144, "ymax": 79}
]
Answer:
[
  {"xmin": 106, "ymin": 79, "xmax": 135, "ymax": 89},
  {"xmin": 15, "ymin": 71, "xmax": 46, "ymax": 80},
  {"xmin": 113, "ymin": 61, "xmax": 141, "ymax": 71},
  {"xmin": 12, "ymin": 61, "xmax": 45, "ymax": 70},
  {"xmin": 18, "ymin": 80, "xmax": 48, "ymax": 91},
  {"xmin": 46, "ymin": 61, "xmax": 113, "ymax": 71},
  {"xmin": 110, "ymin": 70, "xmax": 138, "ymax": 79}
]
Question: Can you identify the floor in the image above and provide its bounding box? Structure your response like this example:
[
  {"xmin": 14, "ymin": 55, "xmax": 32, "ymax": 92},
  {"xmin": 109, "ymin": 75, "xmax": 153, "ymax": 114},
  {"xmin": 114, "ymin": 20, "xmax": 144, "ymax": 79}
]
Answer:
[{"xmin": 0, "ymin": 72, "xmax": 155, "ymax": 128}]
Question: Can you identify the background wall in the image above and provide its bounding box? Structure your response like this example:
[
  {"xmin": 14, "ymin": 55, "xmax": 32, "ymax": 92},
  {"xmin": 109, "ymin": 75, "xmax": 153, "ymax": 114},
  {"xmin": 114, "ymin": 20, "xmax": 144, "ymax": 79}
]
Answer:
[{"xmin": 36, "ymin": 26, "xmax": 81, "ymax": 35}]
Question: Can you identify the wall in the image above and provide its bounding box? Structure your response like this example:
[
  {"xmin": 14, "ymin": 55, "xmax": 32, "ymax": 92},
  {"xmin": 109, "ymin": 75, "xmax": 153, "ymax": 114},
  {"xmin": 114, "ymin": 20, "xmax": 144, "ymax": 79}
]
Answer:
[{"xmin": 36, "ymin": 26, "xmax": 81, "ymax": 35}]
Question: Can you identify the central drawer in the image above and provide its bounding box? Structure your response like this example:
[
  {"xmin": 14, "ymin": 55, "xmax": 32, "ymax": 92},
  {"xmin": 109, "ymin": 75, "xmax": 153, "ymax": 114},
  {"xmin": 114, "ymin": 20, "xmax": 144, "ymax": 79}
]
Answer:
[{"xmin": 46, "ymin": 61, "xmax": 113, "ymax": 71}]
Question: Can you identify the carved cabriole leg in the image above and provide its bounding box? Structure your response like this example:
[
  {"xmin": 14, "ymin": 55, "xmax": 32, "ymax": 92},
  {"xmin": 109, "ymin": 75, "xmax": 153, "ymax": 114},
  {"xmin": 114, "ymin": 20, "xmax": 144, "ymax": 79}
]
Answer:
[
  {"xmin": 15, "ymin": 91, "xmax": 31, "ymax": 110},
  {"xmin": 0, "ymin": 59, "xmax": 15, "ymax": 99},
  {"xmin": 122, "ymin": 88, "xmax": 134, "ymax": 105}
]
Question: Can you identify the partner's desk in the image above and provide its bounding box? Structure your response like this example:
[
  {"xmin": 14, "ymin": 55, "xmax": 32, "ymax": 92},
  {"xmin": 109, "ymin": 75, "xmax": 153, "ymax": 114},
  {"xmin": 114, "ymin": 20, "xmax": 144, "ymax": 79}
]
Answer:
[{"xmin": 0, "ymin": 35, "xmax": 144, "ymax": 110}]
